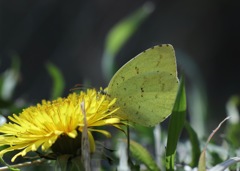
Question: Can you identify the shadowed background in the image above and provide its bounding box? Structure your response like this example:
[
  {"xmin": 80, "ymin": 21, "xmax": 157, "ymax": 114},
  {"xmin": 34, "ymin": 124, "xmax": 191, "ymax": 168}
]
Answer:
[{"xmin": 0, "ymin": 0, "xmax": 240, "ymax": 130}]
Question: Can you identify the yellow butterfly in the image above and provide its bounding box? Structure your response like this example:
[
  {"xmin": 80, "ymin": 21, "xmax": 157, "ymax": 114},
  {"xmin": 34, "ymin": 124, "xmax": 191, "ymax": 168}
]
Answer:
[{"xmin": 107, "ymin": 44, "xmax": 179, "ymax": 126}]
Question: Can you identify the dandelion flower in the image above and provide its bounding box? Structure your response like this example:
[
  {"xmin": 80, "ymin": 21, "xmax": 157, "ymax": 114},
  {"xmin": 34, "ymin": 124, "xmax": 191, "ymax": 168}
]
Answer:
[{"xmin": 0, "ymin": 89, "xmax": 122, "ymax": 162}]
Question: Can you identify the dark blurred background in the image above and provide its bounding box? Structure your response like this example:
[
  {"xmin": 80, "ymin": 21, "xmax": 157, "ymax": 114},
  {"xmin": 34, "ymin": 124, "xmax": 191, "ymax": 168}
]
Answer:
[{"xmin": 0, "ymin": 0, "xmax": 240, "ymax": 130}]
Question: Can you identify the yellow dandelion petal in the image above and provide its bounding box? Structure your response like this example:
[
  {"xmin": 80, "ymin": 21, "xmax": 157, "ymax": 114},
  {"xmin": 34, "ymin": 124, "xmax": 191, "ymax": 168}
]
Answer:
[
  {"xmin": 88, "ymin": 129, "xmax": 112, "ymax": 138},
  {"xmin": 41, "ymin": 135, "xmax": 59, "ymax": 151},
  {"xmin": 87, "ymin": 131, "xmax": 95, "ymax": 153},
  {"xmin": 66, "ymin": 129, "xmax": 78, "ymax": 138},
  {"xmin": 0, "ymin": 144, "xmax": 28, "ymax": 158},
  {"xmin": 0, "ymin": 88, "xmax": 124, "ymax": 162},
  {"xmin": 89, "ymin": 118, "xmax": 121, "ymax": 127},
  {"xmin": 12, "ymin": 148, "xmax": 28, "ymax": 162}
]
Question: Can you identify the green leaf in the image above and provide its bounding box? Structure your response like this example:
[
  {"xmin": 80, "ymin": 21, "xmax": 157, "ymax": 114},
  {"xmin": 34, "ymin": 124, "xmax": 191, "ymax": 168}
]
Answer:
[
  {"xmin": 0, "ymin": 56, "xmax": 20, "ymax": 100},
  {"xmin": 177, "ymin": 50, "xmax": 207, "ymax": 138},
  {"xmin": 102, "ymin": 2, "xmax": 154, "ymax": 80},
  {"xmin": 198, "ymin": 152, "xmax": 206, "ymax": 171},
  {"xmin": 209, "ymin": 157, "xmax": 240, "ymax": 171},
  {"xmin": 225, "ymin": 95, "xmax": 240, "ymax": 148},
  {"xmin": 128, "ymin": 139, "xmax": 160, "ymax": 171},
  {"xmin": 46, "ymin": 62, "xmax": 65, "ymax": 100},
  {"xmin": 184, "ymin": 121, "xmax": 201, "ymax": 167},
  {"xmin": 70, "ymin": 156, "xmax": 84, "ymax": 171},
  {"xmin": 55, "ymin": 155, "xmax": 71, "ymax": 171},
  {"xmin": 165, "ymin": 76, "xmax": 187, "ymax": 171}
]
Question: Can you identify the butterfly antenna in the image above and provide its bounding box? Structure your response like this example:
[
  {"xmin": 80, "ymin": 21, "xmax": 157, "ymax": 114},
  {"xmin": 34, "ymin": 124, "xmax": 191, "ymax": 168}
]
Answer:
[{"xmin": 70, "ymin": 84, "xmax": 90, "ymax": 92}]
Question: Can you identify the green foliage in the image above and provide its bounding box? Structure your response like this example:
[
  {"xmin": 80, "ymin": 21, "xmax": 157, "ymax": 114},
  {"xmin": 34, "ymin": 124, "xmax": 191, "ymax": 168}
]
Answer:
[
  {"xmin": 184, "ymin": 121, "xmax": 201, "ymax": 167},
  {"xmin": 209, "ymin": 157, "xmax": 240, "ymax": 171},
  {"xmin": 0, "ymin": 56, "xmax": 20, "ymax": 101},
  {"xmin": 55, "ymin": 155, "xmax": 84, "ymax": 171},
  {"xmin": 198, "ymin": 152, "xmax": 206, "ymax": 171},
  {"xmin": 198, "ymin": 117, "xmax": 231, "ymax": 171},
  {"xmin": 165, "ymin": 76, "xmax": 186, "ymax": 171},
  {"xmin": 178, "ymin": 51, "xmax": 208, "ymax": 138},
  {"xmin": 0, "ymin": 56, "xmax": 22, "ymax": 125},
  {"xmin": 128, "ymin": 140, "xmax": 160, "ymax": 171},
  {"xmin": 0, "ymin": 58, "xmax": 65, "ymax": 118},
  {"xmin": 225, "ymin": 95, "xmax": 240, "ymax": 148},
  {"xmin": 46, "ymin": 62, "xmax": 65, "ymax": 100},
  {"xmin": 102, "ymin": 2, "xmax": 154, "ymax": 81}
]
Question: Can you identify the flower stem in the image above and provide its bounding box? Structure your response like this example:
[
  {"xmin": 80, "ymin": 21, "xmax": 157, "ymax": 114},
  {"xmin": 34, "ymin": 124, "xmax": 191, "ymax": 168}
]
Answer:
[{"xmin": 0, "ymin": 159, "xmax": 46, "ymax": 171}]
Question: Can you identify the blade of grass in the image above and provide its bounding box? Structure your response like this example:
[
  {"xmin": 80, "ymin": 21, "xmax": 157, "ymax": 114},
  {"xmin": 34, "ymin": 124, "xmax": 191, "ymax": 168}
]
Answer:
[
  {"xmin": 184, "ymin": 121, "xmax": 201, "ymax": 167},
  {"xmin": 46, "ymin": 62, "xmax": 65, "ymax": 100},
  {"xmin": 198, "ymin": 116, "xmax": 230, "ymax": 171},
  {"xmin": 126, "ymin": 139, "xmax": 160, "ymax": 171},
  {"xmin": 209, "ymin": 157, "xmax": 240, "ymax": 171},
  {"xmin": 0, "ymin": 56, "xmax": 20, "ymax": 100},
  {"xmin": 225, "ymin": 95, "xmax": 240, "ymax": 148},
  {"xmin": 165, "ymin": 76, "xmax": 187, "ymax": 171},
  {"xmin": 55, "ymin": 155, "xmax": 71, "ymax": 171},
  {"xmin": 102, "ymin": 2, "xmax": 154, "ymax": 81}
]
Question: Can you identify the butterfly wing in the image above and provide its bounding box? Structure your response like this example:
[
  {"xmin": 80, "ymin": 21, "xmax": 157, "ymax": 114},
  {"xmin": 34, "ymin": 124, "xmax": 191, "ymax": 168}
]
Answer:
[{"xmin": 107, "ymin": 44, "xmax": 179, "ymax": 126}]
